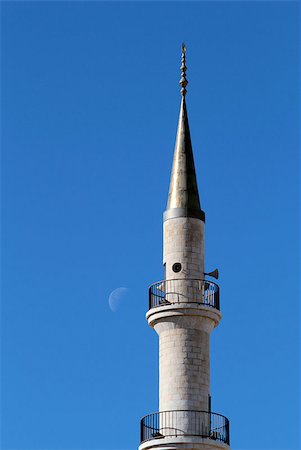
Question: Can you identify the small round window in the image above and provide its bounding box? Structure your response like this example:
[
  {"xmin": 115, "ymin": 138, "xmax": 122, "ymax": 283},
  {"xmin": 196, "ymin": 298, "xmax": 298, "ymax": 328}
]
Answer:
[{"xmin": 172, "ymin": 262, "xmax": 182, "ymax": 273}]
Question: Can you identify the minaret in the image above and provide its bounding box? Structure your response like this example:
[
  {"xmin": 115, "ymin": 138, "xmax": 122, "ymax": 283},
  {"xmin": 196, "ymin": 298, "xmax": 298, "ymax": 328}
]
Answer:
[{"xmin": 139, "ymin": 45, "xmax": 230, "ymax": 450}]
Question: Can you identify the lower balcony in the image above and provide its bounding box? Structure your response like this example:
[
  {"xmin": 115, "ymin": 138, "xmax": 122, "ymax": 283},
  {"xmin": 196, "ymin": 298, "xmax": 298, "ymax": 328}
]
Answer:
[{"xmin": 140, "ymin": 410, "xmax": 230, "ymax": 446}]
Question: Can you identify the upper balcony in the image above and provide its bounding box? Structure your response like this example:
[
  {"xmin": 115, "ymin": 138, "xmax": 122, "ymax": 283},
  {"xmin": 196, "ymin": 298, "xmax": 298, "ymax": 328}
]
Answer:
[{"xmin": 149, "ymin": 279, "xmax": 220, "ymax": 311}]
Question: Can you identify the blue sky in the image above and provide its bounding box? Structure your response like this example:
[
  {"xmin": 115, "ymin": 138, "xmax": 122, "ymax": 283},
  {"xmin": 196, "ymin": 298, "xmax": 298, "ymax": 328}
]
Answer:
[{"xmin": 1, "ymin": 2, "xmax": 299, "ymax": 450}]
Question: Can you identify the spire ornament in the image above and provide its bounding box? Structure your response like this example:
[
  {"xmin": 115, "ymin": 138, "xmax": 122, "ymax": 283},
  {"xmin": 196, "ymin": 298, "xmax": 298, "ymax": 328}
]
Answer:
[{"xmin": 180, "ymin": 43, "xmax": 188, "ymax": 97}]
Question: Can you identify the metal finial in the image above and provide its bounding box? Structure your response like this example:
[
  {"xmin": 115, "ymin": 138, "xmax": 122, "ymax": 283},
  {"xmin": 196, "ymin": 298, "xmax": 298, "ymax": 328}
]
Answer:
[{"xmin": 180, "ymin": 43, "xmax": 188, "ymax": 97}]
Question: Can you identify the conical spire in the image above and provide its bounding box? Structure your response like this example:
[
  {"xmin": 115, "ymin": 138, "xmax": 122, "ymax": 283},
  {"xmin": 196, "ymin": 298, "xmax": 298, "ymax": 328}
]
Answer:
[{"xmin": 164, "ymin": 44, "xmax": 205, "ymax": 222}]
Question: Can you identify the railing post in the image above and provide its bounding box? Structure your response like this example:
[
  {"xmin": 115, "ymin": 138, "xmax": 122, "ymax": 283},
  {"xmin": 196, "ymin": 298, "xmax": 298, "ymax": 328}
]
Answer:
[
  {"xmin": 216, "ymin": 286, "xmax": 220, "ymax": 310},
  {"xmin": 226, "ymin": 418, "xmax": 230, "ymax": 445},
  {"xmin": 148, "ymin": 287, "xmax": 151, "ymax": 310}
]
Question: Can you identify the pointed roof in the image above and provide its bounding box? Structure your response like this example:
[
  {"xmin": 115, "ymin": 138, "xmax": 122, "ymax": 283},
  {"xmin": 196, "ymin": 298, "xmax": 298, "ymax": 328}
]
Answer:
[{"xmin": 164, "ymin": 44, "xmax": 205, "ymax": 222}]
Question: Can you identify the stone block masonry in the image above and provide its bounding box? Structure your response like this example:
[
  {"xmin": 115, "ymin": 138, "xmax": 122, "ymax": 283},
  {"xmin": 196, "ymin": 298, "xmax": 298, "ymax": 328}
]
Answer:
[{"xmin": 155, "ymin": 317, "xmax": 210, "ymax": 413}]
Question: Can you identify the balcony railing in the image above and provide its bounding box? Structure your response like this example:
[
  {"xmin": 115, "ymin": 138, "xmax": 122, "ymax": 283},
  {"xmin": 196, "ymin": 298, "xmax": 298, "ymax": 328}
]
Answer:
[
  {"xmin": 140, "ymin": 410, "xmax": 229, "ymax": 445},
  {"xmin": 149, "ymin": 279, "xmax": 220, "ymax": 310}
]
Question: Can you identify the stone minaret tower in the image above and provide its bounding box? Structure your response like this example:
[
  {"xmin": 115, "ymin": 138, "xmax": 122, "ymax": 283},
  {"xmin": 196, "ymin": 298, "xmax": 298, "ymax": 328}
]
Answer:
[{"xmin": 138, "ymin": 45, "xmax": 230, "ymax": 450}]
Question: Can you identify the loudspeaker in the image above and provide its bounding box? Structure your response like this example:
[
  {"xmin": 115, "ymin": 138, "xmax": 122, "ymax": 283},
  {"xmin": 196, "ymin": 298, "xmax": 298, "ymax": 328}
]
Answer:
[{"xmin": 204, "ymin": 268, "xmax": 219, "ymax": 280}]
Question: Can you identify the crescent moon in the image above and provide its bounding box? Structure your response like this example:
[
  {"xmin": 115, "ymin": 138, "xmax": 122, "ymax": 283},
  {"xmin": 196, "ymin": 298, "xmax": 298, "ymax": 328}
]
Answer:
[{"xmin": 108, "ymin": 287, "xmax": 128, "ymax": 312}]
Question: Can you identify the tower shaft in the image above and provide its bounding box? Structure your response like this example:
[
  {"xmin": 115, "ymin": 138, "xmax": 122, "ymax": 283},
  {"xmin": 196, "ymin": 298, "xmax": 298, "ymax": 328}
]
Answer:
[{"xmin": 161, "ymin": 216, "xmax": 207, "ymax": 411}]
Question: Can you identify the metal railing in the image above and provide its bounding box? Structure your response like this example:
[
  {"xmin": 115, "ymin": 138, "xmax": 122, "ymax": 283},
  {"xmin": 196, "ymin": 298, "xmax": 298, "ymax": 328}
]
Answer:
[
  {"xmin": 140, "ymin": 410, "xmax": 229, "ymax": 445},
  {"xmin": 149, "ymin": 279, "xmax": 220, "ymax": 310}
]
